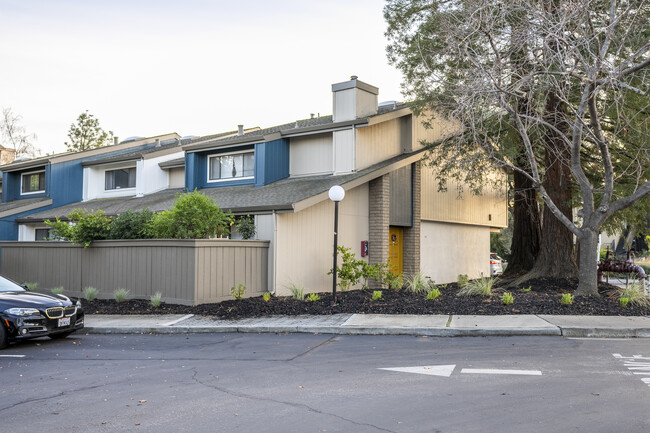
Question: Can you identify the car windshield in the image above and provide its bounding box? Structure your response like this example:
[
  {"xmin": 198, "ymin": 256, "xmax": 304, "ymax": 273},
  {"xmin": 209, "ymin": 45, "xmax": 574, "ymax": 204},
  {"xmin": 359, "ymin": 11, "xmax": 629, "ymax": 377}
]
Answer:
[{"xmin": 0, "ymin": 276, "xmax": 26, "ymax": 292}]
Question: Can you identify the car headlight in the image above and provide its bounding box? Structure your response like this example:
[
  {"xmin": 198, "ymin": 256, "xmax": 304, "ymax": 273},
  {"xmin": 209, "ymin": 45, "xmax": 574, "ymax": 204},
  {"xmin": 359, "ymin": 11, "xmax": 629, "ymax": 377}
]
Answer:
[
  {"xmin": 76, "ymin": 300, "xmax": 82, "ymax": 308},
  {"xmin": 4, "ymin": 308, "xmax": 41, "ymax": 316}
]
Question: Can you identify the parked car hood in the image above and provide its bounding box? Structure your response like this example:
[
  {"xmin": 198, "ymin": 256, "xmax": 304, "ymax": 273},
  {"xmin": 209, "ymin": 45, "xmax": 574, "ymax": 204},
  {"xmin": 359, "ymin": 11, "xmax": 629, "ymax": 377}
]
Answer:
[{"xmin": 0, "ymin": 291, "xmax": 73, "ymax": 310}]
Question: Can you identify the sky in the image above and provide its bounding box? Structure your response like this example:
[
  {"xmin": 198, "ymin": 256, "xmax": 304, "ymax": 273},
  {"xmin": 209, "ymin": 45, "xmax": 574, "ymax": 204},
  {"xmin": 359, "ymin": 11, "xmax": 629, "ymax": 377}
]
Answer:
[{"xmin": 0, "ymin": 0, "xmax": 404, "ymax": 156}]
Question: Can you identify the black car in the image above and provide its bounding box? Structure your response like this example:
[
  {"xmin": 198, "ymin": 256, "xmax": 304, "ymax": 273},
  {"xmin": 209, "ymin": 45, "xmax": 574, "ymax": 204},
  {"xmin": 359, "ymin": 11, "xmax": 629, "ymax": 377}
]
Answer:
[{"xmin": 0, "ymin": 276, "xmax": 84, "ymax": 349}]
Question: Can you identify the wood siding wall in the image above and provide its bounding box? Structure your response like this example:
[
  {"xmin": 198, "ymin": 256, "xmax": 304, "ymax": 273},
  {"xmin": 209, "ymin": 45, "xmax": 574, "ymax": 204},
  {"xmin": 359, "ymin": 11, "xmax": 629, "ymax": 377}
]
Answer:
[{"xmin": 0, "ymin": 239, "xmax": 269, "ymax": 305}]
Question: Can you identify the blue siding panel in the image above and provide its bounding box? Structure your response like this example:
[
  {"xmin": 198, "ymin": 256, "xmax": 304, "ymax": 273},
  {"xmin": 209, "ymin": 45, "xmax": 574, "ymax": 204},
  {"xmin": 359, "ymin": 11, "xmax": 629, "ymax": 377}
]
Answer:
[{"xmin": 259, "ymin": 138, "xmax": 289, "ymax": 186}]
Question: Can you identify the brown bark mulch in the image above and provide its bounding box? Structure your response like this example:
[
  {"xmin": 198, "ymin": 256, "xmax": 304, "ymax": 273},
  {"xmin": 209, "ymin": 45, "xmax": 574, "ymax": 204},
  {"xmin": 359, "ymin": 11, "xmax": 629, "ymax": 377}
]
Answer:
[{"xmin": 81, "ymin": 277, "xmax": 649, "ymax": 319}]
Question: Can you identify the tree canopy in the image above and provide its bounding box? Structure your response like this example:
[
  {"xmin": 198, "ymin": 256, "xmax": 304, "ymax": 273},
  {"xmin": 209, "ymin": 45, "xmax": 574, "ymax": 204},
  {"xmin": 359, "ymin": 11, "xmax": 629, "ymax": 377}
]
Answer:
[
  {"xmin": 0, "ymin": 107, "xmax": 39, "ymax": 157},
  {"xmin": 64, "ymin": 110, "xmax": 114, "ymax": 152}
]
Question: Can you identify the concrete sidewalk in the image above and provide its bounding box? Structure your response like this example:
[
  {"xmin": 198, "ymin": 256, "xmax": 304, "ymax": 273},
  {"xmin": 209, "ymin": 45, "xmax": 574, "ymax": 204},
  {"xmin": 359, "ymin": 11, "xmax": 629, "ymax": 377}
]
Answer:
[{"xmin": 84, "ymin": 313, "xmax": 650, "ymax": 338}]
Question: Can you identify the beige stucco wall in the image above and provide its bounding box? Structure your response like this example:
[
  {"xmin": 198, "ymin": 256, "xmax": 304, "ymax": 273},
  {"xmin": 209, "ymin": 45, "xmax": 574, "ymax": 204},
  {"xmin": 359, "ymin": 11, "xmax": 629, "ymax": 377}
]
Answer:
[
  {"xmin": 290, "ymin": 134, "xmax": 333, "ymax": 177},
  {"xmin": 420, "ymin": 164, "xmax": 507, "ymax": 228},
  {"xmin": 420, "ymin": 221, "xmax": 491, "ymax": 283},
  {"xmin": 274, "ymin": 184, "xmax": 369, "ymax": 296}
]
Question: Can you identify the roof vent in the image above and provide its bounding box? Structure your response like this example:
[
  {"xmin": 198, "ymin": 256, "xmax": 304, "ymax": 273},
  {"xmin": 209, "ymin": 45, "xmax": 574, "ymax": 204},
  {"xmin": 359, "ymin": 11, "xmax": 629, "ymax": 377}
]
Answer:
[
  {"xmin": 238, "ymin": 125, "xmax": 244, "ymax": 136},
  {"xmin": 155, "ymin": 138, "xmax": 161, "ymax": 147},
  {"xmin": 379, "ymin": 100, "xmax": 398, "ymax": 110},
  {"xmin": 113, "ymin": 137, "xmax": 118, "ymax": 145},
  {"xmin": 310, "ymin": 113, "xmax": 315, "ymax": 119},
  {"xmin": 350, "ymin": 75, "xmax": 358, "ymax": 80}
]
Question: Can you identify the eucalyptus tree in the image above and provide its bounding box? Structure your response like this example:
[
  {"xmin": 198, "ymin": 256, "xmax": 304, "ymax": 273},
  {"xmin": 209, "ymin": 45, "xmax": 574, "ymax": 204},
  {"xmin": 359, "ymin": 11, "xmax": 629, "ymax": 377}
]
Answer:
[{"xmin": 385, "ymin": 0, "xmax": 650, "ymax": 295}]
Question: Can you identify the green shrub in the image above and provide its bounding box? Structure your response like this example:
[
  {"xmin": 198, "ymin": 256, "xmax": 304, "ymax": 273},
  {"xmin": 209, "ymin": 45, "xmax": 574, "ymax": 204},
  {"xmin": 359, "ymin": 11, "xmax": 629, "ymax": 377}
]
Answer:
[
  {"xmin": 426, "ymin": 288, "xmax": 441, "ymax": 300},
  {"xmin": 109, "ymin": 209, "xmax": 155, "ymax": 239},
  {"xmin": 148, "ymin": 190, "xmax": 233, "ymax": 239},
  {"xmin": 51, "ymin": 286, "xmax": 64, "ymax": 295},
  {"xmin": 457, "ymin": 276, "xmax": 495, "ymax": 296},
  {"xmin": 404, "ymin": 272, "xmax": 429, "ymax": 294},
  {"xmin": 230, "ymin": 284, "xmax": 246, "ymax": 300},
  {"xmin": 372, "ymin": 290, "xmax": 383, "ymax": 300},
  {"xmin": 560, "ymin": 293, "xmax": 574, "ymax": 305},
  {"xmin": 24, "ymin": 282, "xmax": 38, "ymax": 291},
  {"xmin": 235, "ymin": 215, "xmax": 256, "ymax": 240},
  {"xmin": 618, "ymin": 283, "xmax": 649, "ymax": 307},
  {"xmin": 328, "ymin": 245, "xmax": 382, "ymax": 291},
  {"xmin": 287, "ymin": 283, "xmax": 304, "ymax": 300},
  {"xmin": 502, "ymin": 292, "xmax": 514, "ymax": 305},
  {"xmin": 262, "ymin": 292, "xmax": 271, "ymax": 302},
  {"xmin": 382, "ymin": 265, "xmax": 404, "ymax": 290},
  {"xmin": 457, "ymin": 274, "xmax": 469, "ymax": 288},
  {"xmin": 619, "ymin": 297, "xmax": 630, "ymax": 307},
  {"xmin": 114, "ymin": 288, "xmax": 130, "ymax": 303},
  {"xmin": 306, "ymin": 293, "xmax": 320, "ymax": 302},
  {"xmin": 45, "ymin": 209, "xmax": 112, "ymax": 247},
  {"xmin": 83, "ymin": 287, "xmax": 99, "ymax": 301},
  {"xmin": 150, "ymin": 292, "xmax": 163, "ymax": 308}
]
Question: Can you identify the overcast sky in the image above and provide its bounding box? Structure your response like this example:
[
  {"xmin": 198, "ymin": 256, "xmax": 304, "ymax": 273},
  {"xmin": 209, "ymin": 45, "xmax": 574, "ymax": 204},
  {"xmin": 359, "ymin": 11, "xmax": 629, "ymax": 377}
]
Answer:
[{"xmin": 0, "ymin": 0, "xmax": 404, "ymax": 155}]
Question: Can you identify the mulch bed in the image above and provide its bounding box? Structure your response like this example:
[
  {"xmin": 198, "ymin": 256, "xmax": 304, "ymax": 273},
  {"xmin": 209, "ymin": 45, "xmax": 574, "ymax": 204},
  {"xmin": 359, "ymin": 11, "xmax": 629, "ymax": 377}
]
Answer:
[{"xmin": 81, "ymin": 277, "xmax": 649, "ymax": 319}]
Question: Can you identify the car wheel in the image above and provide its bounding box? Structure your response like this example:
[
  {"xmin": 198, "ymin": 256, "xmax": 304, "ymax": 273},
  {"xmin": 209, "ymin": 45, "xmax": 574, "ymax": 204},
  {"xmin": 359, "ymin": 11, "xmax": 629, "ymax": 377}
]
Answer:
[
  {"xmin": 0, "ymin": 323, "xmax": 8, "ymax": 349},
  {"xmin": 49, "ymin": 331, "xmax": 73, "ymax": 340}
]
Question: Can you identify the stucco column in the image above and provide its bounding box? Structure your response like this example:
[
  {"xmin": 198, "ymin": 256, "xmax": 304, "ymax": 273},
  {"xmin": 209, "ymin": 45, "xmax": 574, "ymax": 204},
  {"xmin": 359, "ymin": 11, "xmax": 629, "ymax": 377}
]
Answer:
[
  {"xmin": 402, "ymin": 161, "xmax": 421, "ymax": 277},
  {"xmin": 369, "ymin": 175, "xmax": 390, "ymax": 289}
]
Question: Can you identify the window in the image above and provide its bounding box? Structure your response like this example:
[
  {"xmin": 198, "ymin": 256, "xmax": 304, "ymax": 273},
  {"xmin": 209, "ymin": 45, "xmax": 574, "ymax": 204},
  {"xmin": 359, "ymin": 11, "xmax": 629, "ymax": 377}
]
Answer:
[
  {"xmin": 105, "ymin": 167, "xmax": 136, "ymax": 190},
  {"xmin": 35, "ymin": 229, "xmax": 50, "ymax": 240},
  {"xmin": 21, "ymin": 170, "xmax": 46, "ymax": 194},
  {"xmin": 208, "ymin": 151, "xmax": 254, "ymax": 181}
]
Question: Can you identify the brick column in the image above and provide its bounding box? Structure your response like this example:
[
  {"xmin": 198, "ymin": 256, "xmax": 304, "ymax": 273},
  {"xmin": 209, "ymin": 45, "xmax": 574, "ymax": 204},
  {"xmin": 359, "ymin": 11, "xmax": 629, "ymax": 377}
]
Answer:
[
  {"xmin": 402, "ymin": 161, "xmax": 421, "ymax": 277},
  {"xmin": 368, "ymin": 175, "xmax": 390, "ymax": 289}
]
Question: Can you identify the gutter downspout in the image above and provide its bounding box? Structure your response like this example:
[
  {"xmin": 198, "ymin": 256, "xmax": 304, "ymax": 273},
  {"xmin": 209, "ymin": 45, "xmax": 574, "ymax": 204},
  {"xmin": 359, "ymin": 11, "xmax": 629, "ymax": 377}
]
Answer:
[{"xmin": 272, "ymin": 210, "xmax": 277, "ymax": 295}]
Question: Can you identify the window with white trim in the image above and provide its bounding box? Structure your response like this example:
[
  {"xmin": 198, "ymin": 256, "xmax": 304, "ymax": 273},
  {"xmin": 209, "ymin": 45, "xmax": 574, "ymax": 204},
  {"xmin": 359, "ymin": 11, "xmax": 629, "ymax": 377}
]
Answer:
[
  {"xmin": 208, "ymin": 151, "xmax": 254, "ymax": 181},
  {"xmin": 105, "ymin": 167, "xmax": 136, "ymax": 190},
  {"xmin": 21, "ymin": 170, "xmax": 46, "ymax": 194}
]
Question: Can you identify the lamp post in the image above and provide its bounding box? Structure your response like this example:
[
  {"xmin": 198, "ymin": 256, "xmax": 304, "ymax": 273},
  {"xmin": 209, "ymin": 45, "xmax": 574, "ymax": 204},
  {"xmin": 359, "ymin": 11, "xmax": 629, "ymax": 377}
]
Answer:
[{"xmin": 328, "ymin": 185, "xmax": 345, "ymax": 306}]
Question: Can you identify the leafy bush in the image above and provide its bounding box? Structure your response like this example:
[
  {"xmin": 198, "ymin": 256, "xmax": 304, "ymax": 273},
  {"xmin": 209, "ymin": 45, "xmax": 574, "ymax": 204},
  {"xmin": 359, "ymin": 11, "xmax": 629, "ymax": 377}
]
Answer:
[
  {"xmin": 83, "ymin": 287, "xmax": 99, "ymax": 301},
  {"xmin": 372, "ymin": 290, "xmax": 383, "ymax": 300},
  {"xmin": 230, "ymin": 284, "xmax": 246, "ymax": 300},
  {"xmin": 150, "ymin": 292, "xmax": 163, "ymax": 308},
  {"xmin": 109, "ymin": 209, "xmax": 155, "ymax": 239},
  {"xmin": 329, "ymin": 245, "xmax": 382, "ymax": 291},
  {"xmin": 618, "ymin": 283, "xmax": 649, "ymax": 307},
  {"xmin": 287, "ymin": 283, "xmax": 304, "ymax": 300},
  {"xmin": 426, "ymin": 288, "xmax": 441, "ymax": 300},
  {"xmin": 619, "ymin": 297, "xmax": 630, "ymax": 307},
  {"xmin": 24, "ymin": 282, "xmax": 38, "ymax": 291},
  {"xmin": 149, "ymin": 190, "xmax": 233, "ymax": 239},
  {"xmin": 457, "ymin": 274, "xmax": 469, "ymax": 288},
  {"xmin": 502, "ymin": 292, "xmax": 514, "ymax": 305},
  {"xmin": 404, "ymin": 272, "xmax": 429, "ymax": 294},
  {"xmin": 306, "ymin": 293, "xmax": 320, "ymax": 302},
  {"xmin": 46, "ymin": 209, "xmax": 112, "ymax": 247},
  {"xmin": 262, "ymin": 292, "xmax": 271, "ymax": 302},
  {"xmin": 51, "ymin": 286, "xmax": 64, "ymax": 295},
  {"xmin": 114, "ymin": 288, "xmax": 130, "ymax": 303},
  {"xmin": 560, "ymin": 293, "xmax": 574, "ymax": 305},
  {"xmin": 236, "ymin": 215, "xmax": 256, "ymax": 240},
  {"xmin": 457, "ymin": 276, "xmax": 495, "ymax": 297}
]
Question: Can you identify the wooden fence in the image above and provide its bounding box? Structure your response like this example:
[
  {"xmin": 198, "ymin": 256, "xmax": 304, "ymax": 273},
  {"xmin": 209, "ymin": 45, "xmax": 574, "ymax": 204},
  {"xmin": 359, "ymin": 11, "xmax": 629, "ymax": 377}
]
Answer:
[{"xmin": 0, "ymin": 239, "xmax": 269, "ymax": 305}]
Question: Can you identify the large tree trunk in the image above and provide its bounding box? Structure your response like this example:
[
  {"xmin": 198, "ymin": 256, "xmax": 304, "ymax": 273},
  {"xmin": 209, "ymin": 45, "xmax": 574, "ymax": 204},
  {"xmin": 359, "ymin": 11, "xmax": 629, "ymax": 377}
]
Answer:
[
  {"xmin": 575, "ymin": 229, "xmax": 599, "ymax": 296},
  {"xmin": 503, "ymin": 155, "xmax": 541, "ymax": 275},
  {"xmin": 526, "ymin": 92, "xmax": 578, "ymax": 279}
]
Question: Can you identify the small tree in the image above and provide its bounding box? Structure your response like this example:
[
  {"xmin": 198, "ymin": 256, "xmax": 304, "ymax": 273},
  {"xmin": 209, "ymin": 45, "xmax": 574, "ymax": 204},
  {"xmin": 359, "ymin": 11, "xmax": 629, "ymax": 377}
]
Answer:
[
  {"xmin": 236, "ymin": 215, "xmax": 256, "ymax": 240},
  {"xmin": 109, "ymin": 209, "xmax": 155, "ymax": 239},
  {"xmin": 149, "ymin": 190, "xmax": 233, "ymax": 239},
  {"xmin": 45, "ymin": 209, "xmax": 112, "ymax": 247},
  {"xmin": 0, "ymin": 107, "xmax": 39, "ymax": 157},
  {"xmin": 64, "ymin": 111, "xmax": 114, "ymax": 152}
]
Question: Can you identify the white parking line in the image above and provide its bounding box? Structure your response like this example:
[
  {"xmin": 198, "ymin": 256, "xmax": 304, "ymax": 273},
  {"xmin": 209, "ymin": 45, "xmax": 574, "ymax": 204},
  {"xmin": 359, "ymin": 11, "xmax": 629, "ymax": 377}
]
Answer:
[
  {"xmin": 0, "ymin": 355, "xmax": 26, "ymax": 358},
  {"xmin": 461, "ymin": 368, "xmax": 542, "ymax": 376}
]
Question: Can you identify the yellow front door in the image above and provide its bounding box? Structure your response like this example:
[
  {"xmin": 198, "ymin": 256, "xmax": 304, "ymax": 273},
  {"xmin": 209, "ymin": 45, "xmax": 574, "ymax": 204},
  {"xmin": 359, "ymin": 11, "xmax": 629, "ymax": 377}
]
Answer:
[{"xmin": 388, "ymin": 227, "xmax": 403, "ymax": 275}]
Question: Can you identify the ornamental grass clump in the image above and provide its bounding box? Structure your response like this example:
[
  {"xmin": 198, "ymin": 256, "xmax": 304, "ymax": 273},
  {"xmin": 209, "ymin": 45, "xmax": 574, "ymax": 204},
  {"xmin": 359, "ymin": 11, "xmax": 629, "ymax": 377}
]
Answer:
[
  {"xmin": 287, "ymin": 284, "xmax": 304, "ymax": 300},
  {"xmin": 404, "ymin": 272, "xmax": 429, "ymax": 294},
  {"xmin": 230, "ymin": 284, "xmax": 246, "ymax": 300},
  {"xmin": 457, "ymin": 276, "xmax": 495, "ymax": 297},
  {"xmin": 83, "ymin": 286, "xmax": 99, "ymax": 301},
  {"xmin": 51, "ymin": 286, "xmax": 64, "ymax": 295},
  {"xmin": 502, "ymin": 292, "xmax": 514, "ymax": 305},
  {"xmin": 24, "ymin": 282, "xmax": 38, "ymax": 291},
  {"xmin": 618, "ymin": 283, "xmax": 649, "ymax": 307},
  {"xmin": 150, "ymin": 292, "xmax": 163, "ymax": 308},
  {"xmin": 114, "ymin": 288, "xmax": 130, "ymax": 303}
]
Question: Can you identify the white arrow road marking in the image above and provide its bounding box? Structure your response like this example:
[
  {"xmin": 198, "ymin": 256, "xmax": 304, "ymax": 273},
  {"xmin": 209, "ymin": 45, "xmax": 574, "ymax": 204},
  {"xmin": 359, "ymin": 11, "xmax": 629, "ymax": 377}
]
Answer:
[
  {"xmin": 461, "ymin": 368, "xmax": 542, "ymax": 376},
  {"xmin": 379, "ymin": 365, "xmax": 456, "ymax": 377},
  {"xmin": 0, "ymin": 355, "xmax": 26, "ymax": 358}
]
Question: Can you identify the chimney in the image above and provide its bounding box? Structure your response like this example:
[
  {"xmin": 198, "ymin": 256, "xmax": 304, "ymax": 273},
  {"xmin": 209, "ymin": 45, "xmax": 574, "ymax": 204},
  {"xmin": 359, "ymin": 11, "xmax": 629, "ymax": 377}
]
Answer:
[
  {"xmin": 238, "ymin": 125, "xmax": 244, "ymax": 136},
  {"xmin": 331, "ymin": 75, "xmax": 379, "ymax": 122},
  {"xmin": 113, "ymin": 137, "xmax": 119, "ymax": 145}
]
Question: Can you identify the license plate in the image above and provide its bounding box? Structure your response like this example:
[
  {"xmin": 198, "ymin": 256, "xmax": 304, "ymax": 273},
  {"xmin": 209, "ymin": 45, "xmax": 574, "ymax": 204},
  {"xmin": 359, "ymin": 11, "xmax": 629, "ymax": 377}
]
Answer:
[{"xmin": 58, "ymin": 317, "xmax": 71, "ymax": 327}]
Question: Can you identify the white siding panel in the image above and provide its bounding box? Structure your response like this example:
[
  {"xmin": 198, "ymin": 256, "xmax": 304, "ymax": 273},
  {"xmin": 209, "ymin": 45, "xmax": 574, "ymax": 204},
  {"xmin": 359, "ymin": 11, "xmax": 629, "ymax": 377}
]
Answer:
[{"xmin": 289, "ymin": 134, "xmax": 333, "ymax": 177}]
